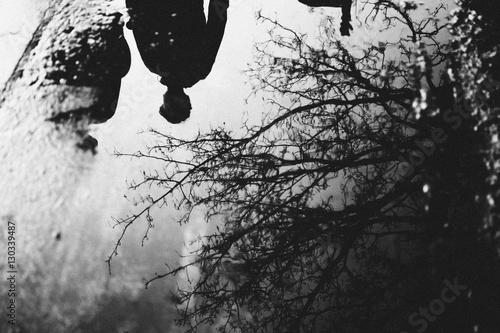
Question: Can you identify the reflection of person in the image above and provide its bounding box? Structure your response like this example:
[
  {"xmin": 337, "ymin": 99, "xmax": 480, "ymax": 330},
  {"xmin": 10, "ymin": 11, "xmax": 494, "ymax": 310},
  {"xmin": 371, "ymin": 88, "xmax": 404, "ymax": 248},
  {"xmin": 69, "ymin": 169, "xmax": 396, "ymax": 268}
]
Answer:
[
  {"xmin": 298, "ymin": 0, "xmax": 353, "ymax": 36},
  {"xmin": 126, "ymin": 0, "xmax": 229, "ymax": 123}
]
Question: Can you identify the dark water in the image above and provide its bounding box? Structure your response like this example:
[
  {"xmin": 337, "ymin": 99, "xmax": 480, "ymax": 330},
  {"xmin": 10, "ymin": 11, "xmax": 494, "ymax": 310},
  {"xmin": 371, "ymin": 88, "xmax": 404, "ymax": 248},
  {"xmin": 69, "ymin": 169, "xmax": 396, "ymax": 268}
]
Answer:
[{"xmin": 0, "ymin": 0, "xmax": 427, "ymax": 331}]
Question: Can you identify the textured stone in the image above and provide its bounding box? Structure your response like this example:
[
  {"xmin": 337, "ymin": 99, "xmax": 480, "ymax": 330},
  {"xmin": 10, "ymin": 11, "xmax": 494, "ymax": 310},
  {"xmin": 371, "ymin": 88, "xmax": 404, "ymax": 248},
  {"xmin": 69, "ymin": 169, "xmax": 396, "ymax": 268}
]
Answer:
[{"xmin": 0, "ymin": 0, "xmax": 131, "ymax": 123}]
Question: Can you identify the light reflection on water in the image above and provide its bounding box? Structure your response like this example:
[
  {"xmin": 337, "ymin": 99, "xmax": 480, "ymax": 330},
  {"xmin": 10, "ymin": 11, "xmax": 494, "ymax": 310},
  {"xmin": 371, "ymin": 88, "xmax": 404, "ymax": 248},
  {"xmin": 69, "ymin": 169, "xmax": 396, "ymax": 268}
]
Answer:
[
  {"xmin": 0, "ymin": 2, "xmax": 187, "ymax": 331},
  {"xmin": 0, "ymin": 87, "xmax": 195, "ymax": 331},
  {"xmin": 0, "ymin": 0, "xmax": 273, "ymax": 330},
  {"xmin": 0, "ymin": 0, "xmax": 367, "ymax": 331}
]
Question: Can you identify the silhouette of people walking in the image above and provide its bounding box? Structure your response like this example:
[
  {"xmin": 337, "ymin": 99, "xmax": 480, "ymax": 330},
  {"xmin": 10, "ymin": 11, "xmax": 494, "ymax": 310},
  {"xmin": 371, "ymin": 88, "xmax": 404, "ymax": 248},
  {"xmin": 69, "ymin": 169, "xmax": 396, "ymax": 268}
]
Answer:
[
  {"xmin": 126, "ymin": 0, "xmax": 229, "ymax": 123},
  {"xmin": 299, "ymin": 0, "xmax": 353, "ymax": 36}
]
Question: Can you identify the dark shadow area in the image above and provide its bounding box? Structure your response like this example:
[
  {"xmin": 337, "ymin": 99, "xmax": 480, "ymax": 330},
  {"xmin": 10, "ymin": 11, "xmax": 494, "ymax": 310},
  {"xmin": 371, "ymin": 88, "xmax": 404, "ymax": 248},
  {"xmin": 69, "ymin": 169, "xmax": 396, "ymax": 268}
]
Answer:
[{"xmin": 74, "ymin": 286, "xmax": 176, "ymax": 333}]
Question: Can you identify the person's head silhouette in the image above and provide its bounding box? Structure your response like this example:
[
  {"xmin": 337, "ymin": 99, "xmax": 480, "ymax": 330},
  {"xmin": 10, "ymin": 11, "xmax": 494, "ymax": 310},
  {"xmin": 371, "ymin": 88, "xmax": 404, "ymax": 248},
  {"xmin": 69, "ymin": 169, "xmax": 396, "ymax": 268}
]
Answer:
[{"xmin": 159, "ymin": 86, "xmax": 192, "ymax": 124}]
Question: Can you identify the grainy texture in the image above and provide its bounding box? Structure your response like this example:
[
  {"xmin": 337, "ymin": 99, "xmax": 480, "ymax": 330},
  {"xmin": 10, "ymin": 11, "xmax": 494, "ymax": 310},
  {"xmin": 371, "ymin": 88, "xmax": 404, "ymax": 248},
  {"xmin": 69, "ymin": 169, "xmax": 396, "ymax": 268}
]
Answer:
[
  {"xmin": 0, "ymin": 1, "xmax": 138, "ymax": 333},
  {"xmin": 0, "ymin": 0, "xmax": 130, "ymax": 121}
]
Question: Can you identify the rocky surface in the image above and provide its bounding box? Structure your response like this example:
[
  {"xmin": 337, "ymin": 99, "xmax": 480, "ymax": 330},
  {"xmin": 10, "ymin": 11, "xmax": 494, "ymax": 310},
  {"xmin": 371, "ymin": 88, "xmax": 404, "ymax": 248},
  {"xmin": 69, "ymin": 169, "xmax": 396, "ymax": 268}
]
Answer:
[
  {"xmin": 0, "ymin": 0, "xmax": 131, "ymax": 123},
  {"xmin": 0, "ymin": 1, "xmax": 145, "ymax": 332}
]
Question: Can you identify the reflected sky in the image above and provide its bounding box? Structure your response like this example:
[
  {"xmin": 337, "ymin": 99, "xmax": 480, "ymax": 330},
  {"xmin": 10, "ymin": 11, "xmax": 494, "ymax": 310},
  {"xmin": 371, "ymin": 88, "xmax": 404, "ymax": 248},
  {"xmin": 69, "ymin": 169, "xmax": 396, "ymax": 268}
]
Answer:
[
  {"xmin": 0, "ymin": 2, "xmax": 344, "ymax": 331},
  {"xmin": 0, "ymin": 1, "xmax": 456, "ymax": 331}
]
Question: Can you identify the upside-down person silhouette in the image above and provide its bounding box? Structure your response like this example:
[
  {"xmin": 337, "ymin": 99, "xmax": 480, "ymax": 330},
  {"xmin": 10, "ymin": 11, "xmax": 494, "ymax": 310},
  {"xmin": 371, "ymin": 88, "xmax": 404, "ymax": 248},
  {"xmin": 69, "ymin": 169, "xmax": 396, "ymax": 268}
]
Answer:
[{"xmin": 126, "ymin": 0, "xmax": 229, "ymax": 123}]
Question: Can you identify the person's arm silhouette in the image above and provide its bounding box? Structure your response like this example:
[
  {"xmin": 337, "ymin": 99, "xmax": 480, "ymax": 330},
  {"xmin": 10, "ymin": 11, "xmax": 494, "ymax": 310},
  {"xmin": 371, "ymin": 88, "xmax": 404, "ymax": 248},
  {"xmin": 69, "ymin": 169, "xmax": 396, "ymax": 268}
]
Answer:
[
  {"xmin": 200, "ymin": 0, "xmax": 229, "ymax": 79},
  {"xmin": 298, "ymin": 0, "xmax": 353, "ymax": 36}
]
